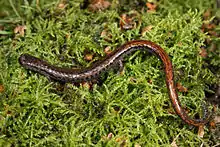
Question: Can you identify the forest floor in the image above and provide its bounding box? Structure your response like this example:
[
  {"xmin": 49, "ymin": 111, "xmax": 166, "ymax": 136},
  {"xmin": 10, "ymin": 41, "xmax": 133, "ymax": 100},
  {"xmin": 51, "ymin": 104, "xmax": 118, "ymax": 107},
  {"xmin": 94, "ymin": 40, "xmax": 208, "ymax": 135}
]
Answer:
[{"xmin": 0, "ymin": 0, "xmax": 219, "ymax": 146}]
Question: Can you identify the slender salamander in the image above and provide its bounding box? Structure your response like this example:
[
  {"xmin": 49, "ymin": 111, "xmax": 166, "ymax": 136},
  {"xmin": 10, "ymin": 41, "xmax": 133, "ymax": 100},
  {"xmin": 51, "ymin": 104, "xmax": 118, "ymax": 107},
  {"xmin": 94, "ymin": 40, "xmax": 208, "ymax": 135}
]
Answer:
[{"xmin": 19, "ymin": 40, "xmax": 210, "ymax": 127}]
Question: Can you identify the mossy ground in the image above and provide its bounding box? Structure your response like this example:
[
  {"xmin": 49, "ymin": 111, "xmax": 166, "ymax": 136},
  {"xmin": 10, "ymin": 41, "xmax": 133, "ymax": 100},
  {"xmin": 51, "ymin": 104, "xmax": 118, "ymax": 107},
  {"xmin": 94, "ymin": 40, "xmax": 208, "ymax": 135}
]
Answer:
[{"xmin": 0, "ymin": 0, "xmax": 219, "ymax": 146}]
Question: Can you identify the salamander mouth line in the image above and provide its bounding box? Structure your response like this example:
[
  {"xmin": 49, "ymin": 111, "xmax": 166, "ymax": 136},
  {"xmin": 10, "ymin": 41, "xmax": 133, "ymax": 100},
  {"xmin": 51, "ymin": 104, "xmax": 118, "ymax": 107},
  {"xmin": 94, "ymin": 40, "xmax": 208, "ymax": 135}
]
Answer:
[{"xmin": 19, "ymin": 40, "xmax": 212, "ymax": 127}]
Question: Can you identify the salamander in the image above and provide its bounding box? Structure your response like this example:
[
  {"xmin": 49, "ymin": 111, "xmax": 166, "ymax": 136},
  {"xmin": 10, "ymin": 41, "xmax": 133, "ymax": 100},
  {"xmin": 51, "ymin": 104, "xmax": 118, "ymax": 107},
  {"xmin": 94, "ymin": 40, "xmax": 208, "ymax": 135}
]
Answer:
[{"xmin": 19, "ymin": 40, "xmax": 211, "ymax": 126}]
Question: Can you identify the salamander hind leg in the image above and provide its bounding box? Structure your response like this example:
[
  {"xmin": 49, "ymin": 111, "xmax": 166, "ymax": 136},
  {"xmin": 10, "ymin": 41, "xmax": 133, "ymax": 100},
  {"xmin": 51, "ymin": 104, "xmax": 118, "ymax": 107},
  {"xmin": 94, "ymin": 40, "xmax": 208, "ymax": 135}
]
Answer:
[{"xmin": 114, "ymin": 59, "xmax": 124, "ymax": 75}]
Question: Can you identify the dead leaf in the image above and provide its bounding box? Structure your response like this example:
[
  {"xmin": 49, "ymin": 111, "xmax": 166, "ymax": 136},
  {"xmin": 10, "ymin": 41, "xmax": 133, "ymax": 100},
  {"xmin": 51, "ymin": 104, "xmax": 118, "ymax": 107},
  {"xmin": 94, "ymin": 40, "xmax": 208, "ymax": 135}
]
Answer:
[
  {"xmin": 177, "ymin": 42, "xmax": 182, "ymax": 47},
  {"xmin": 104, "ymin": 46, "xmax": 112, "ymax": 55},
  {"xmin": 81, "ymin": 82, "xmax": 91, "ymax": 89},
  {"xmin": 107, "ymin": 132, "xmax": 113, "ymax": 139},
  {"xmin": 214, "ymin": 115, "xmax": 220, "ymax": 124},
  {"xmin": 88, "ymin": 0, "xmax": 111, "ymax": 12},
  {"xmin": 198, "ymin": 125, "xmax": 205, "ymax": 138},
  {"xmin": 57, "ymin": 0, "xmax": 68, "ymax": 9},
  {"xmin": 208, "ymin": 30, "xmax": 218, "ymax": 36},
  {"xmin": 65, "ymin": 33, "xmax": 71, "ymax": 39},
  {"xmin": 146, "ymin": 2, "xmax": 157, "ymax": 12},
  {"xmin": 58, "ymin": 3, "xmax": 66, "ymax": 9},
  {"xmin": 0, "ymin": 25, "xmax": 4, "ymax": 31},
  {"xmin": 115, "ymin": 136, "xmax": 127, "ymax": 147},
  {"xmin": 134, "ymin": 144, "xmax": 141, "ymax": 147},
  {"xmin": 207, "ymin": 23, "xmax": 216, "ymax": 30},
  {"xmin": 209, "ymin": 120, "xmax": 216, "ymax": 129},
  {"xmin": 101, "ymin": 29, "xmax": 108, "ymax": 38},
  {"xmin": 171, "ymin": 140, "xmax": 178, "ymax": 147},
  {"xmin": 120, "ymin": 13, "xmax": 136, "ymax": 30},
  {"xmin": 203, "ymin": 9, "xmax": 211, "ymax": 20},
  {"xmin": 0, "ymin": 84, "xmax": 4, "ymax": 93},
  {"xmin": 199, "ymin": 48, "xmax": 208, "ymax": 58},
  {"xmin": 84, "ymin": 53, "xmax": 93, "ymax": 61},
  {"xmin": 100, "ymin": 29, "xmax": 112, "ymax": 42},
  {"xmin": 14, "ymin": 25, "xmax": 27, "ymax": 36},
  {"xmin": 176, "ymin": 83, "xmax": 188, "ymax": 92},
  {"xmin": 102, "ymin": 132, "xmax": 113, "ymax": 141},
  {"xmin": 141, "ymin": 25, "xmax": 153, "ymax": 36},
  {"xmin": 148, "ymin": 79, "xmax": 153, "ymax": 84}
]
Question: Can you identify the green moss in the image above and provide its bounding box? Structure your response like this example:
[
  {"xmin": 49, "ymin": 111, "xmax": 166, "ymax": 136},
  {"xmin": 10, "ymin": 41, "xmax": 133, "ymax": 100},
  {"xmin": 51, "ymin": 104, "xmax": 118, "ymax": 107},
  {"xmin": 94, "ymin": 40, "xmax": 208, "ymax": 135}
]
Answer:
[{"xmin": 0, "ymin": 0, "xmax": 219, "ymax": 146}]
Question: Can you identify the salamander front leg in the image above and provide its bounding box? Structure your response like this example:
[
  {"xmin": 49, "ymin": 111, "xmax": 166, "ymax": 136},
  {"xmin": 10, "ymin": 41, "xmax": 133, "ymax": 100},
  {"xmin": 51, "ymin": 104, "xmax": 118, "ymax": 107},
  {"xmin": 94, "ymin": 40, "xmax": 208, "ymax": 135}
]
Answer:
[{"xmin": 116, "ymin": 59, "xmax": 124, "ymax": 75}]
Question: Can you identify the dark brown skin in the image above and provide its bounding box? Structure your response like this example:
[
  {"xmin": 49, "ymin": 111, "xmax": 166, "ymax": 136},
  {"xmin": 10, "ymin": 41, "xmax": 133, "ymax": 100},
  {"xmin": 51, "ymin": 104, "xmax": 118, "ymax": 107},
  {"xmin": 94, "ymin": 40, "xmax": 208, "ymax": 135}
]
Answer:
[{"xmin": 19, "ymin": 40, "xmax": 211, "ymax": 127}]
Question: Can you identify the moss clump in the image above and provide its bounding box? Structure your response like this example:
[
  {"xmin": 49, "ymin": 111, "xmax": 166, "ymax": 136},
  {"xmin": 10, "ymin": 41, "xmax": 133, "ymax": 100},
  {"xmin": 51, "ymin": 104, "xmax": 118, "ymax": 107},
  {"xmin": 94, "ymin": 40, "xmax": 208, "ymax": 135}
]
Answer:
[{"xmin": 0, "ymin": 0, "xmax": 218, "ymax": 146}]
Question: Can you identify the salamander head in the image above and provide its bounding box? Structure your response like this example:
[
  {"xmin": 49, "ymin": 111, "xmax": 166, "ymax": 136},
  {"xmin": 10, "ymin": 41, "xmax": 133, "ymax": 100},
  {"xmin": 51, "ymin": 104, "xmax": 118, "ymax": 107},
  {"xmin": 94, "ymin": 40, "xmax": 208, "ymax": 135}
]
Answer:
[{"xmin": 19, "ymin": 53, "xmax": 42, "ymax": 68}]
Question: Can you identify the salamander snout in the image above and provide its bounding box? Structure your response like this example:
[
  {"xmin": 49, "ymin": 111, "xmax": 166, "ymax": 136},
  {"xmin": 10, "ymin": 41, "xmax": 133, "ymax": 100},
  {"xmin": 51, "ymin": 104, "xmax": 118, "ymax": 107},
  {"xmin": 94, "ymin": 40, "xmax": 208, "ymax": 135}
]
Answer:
[{"xmin": 19, "ymin": 54, "xmax": 31, "ymax": 65}]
